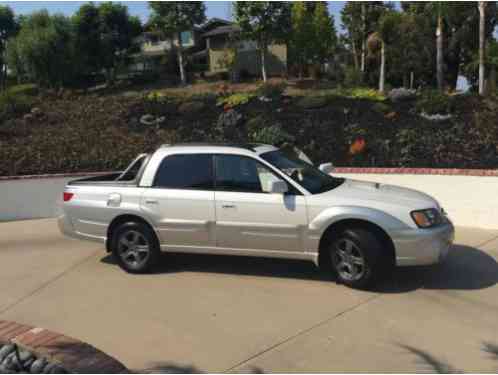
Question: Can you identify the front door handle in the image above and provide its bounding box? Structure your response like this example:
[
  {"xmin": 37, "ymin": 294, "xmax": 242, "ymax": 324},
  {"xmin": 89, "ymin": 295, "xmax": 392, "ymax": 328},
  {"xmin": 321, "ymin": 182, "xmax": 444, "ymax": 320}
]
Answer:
[
  {"xmin": 145, "ymin": 199, "xmax": 158, "ymax": 205},
  {"xmin": 222, "ymin": 204, "xmax": 236, "ymax": 209}
]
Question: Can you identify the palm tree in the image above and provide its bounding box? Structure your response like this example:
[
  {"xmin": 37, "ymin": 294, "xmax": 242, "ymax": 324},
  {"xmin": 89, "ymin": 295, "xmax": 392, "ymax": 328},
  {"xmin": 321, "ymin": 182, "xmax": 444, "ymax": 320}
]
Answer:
[{"xmin": 478, "ymin": 2, "xmax": 487, "ymax": 95}]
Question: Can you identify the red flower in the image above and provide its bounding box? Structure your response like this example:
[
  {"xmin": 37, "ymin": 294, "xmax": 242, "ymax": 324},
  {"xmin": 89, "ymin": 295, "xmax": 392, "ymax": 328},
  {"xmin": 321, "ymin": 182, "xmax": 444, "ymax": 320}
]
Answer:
[{"xmin": 349, "ymin": 137, "xmax": 366, "ymax": 155}]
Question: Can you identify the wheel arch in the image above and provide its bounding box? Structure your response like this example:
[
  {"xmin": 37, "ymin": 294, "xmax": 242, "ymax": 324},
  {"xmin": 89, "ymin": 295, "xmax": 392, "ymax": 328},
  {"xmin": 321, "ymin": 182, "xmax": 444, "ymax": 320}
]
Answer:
[
  {"xmin": 106, "ymin": 214, "xmax": 158, "ymax": 252},
  {"xmin": 317, "ymin": 218, "xmax": 396, "ymax": 270}
]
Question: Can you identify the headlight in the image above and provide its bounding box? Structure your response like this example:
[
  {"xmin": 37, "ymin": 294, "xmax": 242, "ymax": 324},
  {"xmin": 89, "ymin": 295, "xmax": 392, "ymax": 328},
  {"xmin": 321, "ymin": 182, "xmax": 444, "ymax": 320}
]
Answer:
[{"xmin": 411, "ymin": 208, "xmax": 443, "ymax": 228}]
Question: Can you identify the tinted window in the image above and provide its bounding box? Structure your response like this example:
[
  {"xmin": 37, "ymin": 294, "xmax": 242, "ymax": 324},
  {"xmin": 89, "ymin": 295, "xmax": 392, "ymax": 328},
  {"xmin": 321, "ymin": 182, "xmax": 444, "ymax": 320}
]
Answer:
[
  {"xmin": 154, "ymin": 154, "xmax": 213, "ymax": 190},
  {"xmin": 215, "ymin": 155, "xmax": 289, "ymax": 193}
]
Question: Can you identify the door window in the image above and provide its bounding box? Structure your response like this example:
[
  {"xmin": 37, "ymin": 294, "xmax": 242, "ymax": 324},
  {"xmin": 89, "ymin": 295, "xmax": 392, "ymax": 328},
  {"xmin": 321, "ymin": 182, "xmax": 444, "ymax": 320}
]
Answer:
[
  {"xmin": 215, "ymin": 154, "xmax": 287, "ymax": 193},
  {"xmin": 153, "ymin": 154, "xmax": 214, "ymax": 190}
]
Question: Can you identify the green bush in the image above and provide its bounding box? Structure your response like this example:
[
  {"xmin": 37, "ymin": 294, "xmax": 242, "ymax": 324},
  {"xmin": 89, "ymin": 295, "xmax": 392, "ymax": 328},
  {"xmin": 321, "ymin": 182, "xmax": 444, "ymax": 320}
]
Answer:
[
  {"xmin": 250, "ymin": 124, "xmax": 295, "ymax": 145},
  {"xmin": 0, "ymin": 92, "xmax": 34, "ymax": 120},
  {"xmin": 256, "ymin": 82, "xmax": 286, "ymax": 99},
  {"xmin": 7, "ymin": 84, "xmax": 38, "ymax": 97},
  {"xmin": 296, "ymin": 96, "xmax": 328, "ymax": 109},
  {"xmin": 217, "ymin": 92, "xmax": 255, "ymax": 108},
  {"xmin": 343, "ymin": 67, "xmax": 363, "ymax": 88},
  {"xmin": 416, "ymin": 90, "xmax": 455, "ymax": 115},
  {"xmin": 372, "ymin": 102, "xmax": 391, "ymax": 114}
]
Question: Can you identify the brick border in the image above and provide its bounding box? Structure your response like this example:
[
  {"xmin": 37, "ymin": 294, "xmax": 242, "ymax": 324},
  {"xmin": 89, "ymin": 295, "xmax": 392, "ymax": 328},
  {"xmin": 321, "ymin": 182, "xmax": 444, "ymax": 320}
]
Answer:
[
  {"xmin": 0, "ymin": 321, "xmax": 129, "ymax": 373},
  {"xmin": 333, "ymin": 167, "xmax": 498, "ymax": 177}
]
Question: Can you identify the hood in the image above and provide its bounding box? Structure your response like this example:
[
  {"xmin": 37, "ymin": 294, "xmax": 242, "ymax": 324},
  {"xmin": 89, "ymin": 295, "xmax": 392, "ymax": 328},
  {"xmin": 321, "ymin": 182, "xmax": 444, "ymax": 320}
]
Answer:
[{"xmin": 323, "ymin": 178, "xmax": 439, "ymax": 210}]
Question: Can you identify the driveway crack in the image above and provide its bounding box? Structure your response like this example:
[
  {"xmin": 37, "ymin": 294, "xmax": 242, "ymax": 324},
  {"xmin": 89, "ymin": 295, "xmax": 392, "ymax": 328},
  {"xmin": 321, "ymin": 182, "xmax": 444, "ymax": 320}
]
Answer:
[
  {"xmin": 0, "ymin": 250, "xmax": 99, "ymax": 316},
  {"xmin": 224, "ymin": 293, "xmax": 381, "ymax": 373}
]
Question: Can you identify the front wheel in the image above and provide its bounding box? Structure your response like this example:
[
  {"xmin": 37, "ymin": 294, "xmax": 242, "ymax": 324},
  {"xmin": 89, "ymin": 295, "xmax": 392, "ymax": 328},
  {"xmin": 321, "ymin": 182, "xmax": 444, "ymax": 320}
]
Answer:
[
  {"xmin": 327, "ymin": 228, "xmax": 388, "ymax": 289},
  {"xmin": 111, "ymin": 222, "xmax": 160, "ymax": 273}
]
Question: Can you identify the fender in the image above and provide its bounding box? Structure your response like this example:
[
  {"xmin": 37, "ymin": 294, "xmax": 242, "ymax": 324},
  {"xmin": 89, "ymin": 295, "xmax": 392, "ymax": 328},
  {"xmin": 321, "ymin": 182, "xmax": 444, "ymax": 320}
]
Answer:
[{"xmin": 307, "ymin": 205, "xmax": 411, "ymax": 252}]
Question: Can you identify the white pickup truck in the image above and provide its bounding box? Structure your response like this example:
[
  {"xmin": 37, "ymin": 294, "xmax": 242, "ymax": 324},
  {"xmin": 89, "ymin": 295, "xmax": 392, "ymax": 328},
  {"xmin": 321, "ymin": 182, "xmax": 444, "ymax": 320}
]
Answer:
[{"xmin": 59, "ymin": 143, "xmax": 454, "ymax": 289}]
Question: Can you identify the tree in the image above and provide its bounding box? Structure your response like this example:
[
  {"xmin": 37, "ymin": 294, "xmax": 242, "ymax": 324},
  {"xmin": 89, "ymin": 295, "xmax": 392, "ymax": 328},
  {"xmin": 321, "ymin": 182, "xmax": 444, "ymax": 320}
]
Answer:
[
  {"xmin": 73, "ymin": 2, "xmax": 141, "ymax": 85},
  {"xmin": 312, "ymin": 2, "xmax": 337, "ymax": 65},
  {"xmin": 6, "ymin": 10, "xmax": 76, "ymax": 87},
  {"xmin": 0, "ymin": 5, "xmax": 18, "ymax": 89},
  {"xmin": 341, "ymin": 2, "xmax": 392, "ymax": 78},
  {"xmin": 368, "ymin": 11, "xmax": 402, "ymax": 93},
  {"xmin": 478, "ymin": 2, "xmax": 487, "ymax": 95},
  {"xmin": 98, "ymin": 2, "xmax": 142, "ymax": 84},
  {"xmin": 290, "ymin": 2, "xmax": 313, "ymax": 77},
  {"xmin": 149, "ymin": 2, "xmax": 206, "ymax": 85},
  {"xmin": 234, "ymin": 2, "xmax": 291, "ymax": 82}
]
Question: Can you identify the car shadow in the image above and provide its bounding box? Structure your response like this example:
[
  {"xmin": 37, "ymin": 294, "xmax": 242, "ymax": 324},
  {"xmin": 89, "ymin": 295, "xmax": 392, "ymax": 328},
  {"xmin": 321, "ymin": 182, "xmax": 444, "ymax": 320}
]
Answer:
[{"xmin": 100, "ymin": 243, "xmax": 498, "ymax": 292}]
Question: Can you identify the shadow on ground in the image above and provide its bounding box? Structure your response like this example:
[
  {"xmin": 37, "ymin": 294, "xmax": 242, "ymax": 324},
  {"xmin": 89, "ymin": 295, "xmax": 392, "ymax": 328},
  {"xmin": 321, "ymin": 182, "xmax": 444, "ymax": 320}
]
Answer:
[
  {"xmin": 101, "ymin": 244, "xmax": 498, "ymax": 293},
  {"xmin": 138, "ymin": 362, "xmax": 264, "ymax": 374},
  {"xmin": 398, "ymin": 341, "xmax": 498, "ymax": 373}
]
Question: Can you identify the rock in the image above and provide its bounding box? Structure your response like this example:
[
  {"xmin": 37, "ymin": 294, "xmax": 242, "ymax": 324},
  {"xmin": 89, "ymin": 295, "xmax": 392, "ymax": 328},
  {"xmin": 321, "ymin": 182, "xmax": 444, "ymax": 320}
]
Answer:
[
  {"xmin": 30, "ymin": 358, "xmax": 48, "ymax": 374},
  {"xmin": 31, "ymin": 107, "xmax": 42, "ymax": 116},
  {"xmin": 217, "ymin": 109, "xmax": 242, "ymax": 129},
  {"xmin": 0, "ymin": 344, "xmax": 16, "ymax": 362},
  {"xmin": 49, "ymin": 364, "xmax": 67, "ymax": 374},
  {"xmin": 3, "ymin": 352, "xmax": 20, "ymax": 371},
  {"xmin": 139, "ymin": 114, "xmax": 156, "ymax": 126},
  {"xmin": 388, "ymin": 87, "xmax": 416, "ymax": 102},
  {"xmin": 296, "ymin": 96, "xmax": 328, "ymax": 110},
  {"xmin": 23, "ymin": 113, "xmax": 34, "ymax": 122},
  {"xmin": 42, "ymin": 362, "xmax": 58, "ymax": 374},
  {"xmin": 178, "ymin": 101, "xmax": 205, "ymax": 114}
]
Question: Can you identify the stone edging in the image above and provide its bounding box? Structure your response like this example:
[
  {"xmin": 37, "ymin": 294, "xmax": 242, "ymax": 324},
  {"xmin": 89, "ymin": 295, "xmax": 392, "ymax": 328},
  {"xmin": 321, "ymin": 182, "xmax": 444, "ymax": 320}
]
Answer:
[
  {"xmin": 0, "ymin": 320, "xmax": 129, "ymax": 373},
  {"xmin": 0, "ymin": 167, "xmax": 497, "ymax": 181}
]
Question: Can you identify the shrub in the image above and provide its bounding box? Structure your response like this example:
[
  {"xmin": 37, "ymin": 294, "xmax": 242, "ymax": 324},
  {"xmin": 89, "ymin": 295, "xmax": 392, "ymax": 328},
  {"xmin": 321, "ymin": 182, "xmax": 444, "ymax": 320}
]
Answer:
[
  {"xmin": 372, "ymin": 102, "xmax": 391, "ymax": 114},
  {"xmin": 256, "ymin": 82, "xmax": 286, "ymax": 99},
  {"xmin": 347, "ymin": 88, "xmax": 386, "ymax": 102},
  {"xmin": 0, "ymin": 92, "xmax": 34, "ymax": 121},
  {"xmin": 250, "ymin": 124, "xmax": 295, "ymax": 145},
  {"xmin": 7, "ymin": 84, "xmax": 38, "ymax": 97},
  {"xmin": 216, "ymin": 92, "xmax": 255, "ymax": 108},
  {"xmin": 343, "ymin": 67, "xmax": 363, "ymax": 88},
  {"xmin": 296, "ymin": 96, "xmax": 328, "ymax": 109},
  {"xmin": 416, "ymin": 90, "xmax": 455, "ymax": 115}
]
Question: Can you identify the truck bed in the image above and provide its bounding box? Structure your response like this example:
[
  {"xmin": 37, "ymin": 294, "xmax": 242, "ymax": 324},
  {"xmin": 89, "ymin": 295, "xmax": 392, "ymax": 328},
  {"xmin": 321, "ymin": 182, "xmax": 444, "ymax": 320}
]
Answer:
[{"xmin": 66, "ymin": 173, "xmax": 139, "ymax": 187}]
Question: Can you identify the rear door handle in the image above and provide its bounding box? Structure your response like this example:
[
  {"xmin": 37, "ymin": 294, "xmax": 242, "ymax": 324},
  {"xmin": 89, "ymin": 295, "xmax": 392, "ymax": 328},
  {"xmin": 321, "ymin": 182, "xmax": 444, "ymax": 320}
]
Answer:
[{"xmin": 222, "ymin": 204, "xmax": 236, "ymax": 209}]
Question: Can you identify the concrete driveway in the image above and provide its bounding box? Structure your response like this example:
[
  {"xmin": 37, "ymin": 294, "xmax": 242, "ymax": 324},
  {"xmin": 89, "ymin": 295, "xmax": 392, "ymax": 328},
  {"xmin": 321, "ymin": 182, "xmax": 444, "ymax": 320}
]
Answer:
[{"xmin": 1, "ymin": 219, "xmax": 498, "ymax": 373}]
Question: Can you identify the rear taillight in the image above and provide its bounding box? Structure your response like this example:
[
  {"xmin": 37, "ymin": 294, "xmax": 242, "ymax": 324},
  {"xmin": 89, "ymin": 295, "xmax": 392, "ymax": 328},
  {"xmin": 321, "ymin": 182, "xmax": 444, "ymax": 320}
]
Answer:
[{"xmin": 63, "ymin": 192, "xmax": 74, "ymax": 202}]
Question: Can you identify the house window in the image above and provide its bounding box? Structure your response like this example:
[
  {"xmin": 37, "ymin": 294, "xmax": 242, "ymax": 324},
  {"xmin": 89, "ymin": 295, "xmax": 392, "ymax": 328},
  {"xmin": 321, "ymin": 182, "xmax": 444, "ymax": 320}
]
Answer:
[{"xmin": 180, "ymin": 31, "xmax": 193, "ymax": 46}]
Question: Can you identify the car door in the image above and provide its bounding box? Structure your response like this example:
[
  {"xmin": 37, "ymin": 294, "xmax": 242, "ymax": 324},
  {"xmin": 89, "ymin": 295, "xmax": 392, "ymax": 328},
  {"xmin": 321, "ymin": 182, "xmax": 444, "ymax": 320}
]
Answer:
[
  {"xmin": 214, "ymin": 154, "xmax": 308, "ymax": 253},
  {"xmin": 140, "ymin": 153, "xmax": 216, "ymax": 249}
]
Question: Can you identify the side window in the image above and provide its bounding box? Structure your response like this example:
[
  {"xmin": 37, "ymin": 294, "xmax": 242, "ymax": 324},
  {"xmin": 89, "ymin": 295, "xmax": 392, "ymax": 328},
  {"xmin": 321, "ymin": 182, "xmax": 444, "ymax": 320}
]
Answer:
[
  {"xmin": 153, "ymin": 154, "xmax": 213, "ymax": 190},
  {"xmin": 215, "ymin": 155, "xmax": 288, "ymax": 193}
]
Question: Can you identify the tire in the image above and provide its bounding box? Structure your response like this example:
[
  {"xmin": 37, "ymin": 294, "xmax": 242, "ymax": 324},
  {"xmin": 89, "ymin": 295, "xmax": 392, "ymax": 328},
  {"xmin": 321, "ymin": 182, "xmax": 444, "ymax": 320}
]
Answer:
[
  {"xmin": 326, "ymin": 227, "xmax": 389, "ymax": 289},
  {"xmin": 111, "ymin": 221, "xmax": 160, "ymax": 273}
]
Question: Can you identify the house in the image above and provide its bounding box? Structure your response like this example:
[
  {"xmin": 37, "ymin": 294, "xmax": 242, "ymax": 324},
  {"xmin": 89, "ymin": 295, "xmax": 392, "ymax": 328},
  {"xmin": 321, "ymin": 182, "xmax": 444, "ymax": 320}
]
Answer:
[{"xmin": 130, "ymin": 18, "xmax": 287, "ymax": 79}]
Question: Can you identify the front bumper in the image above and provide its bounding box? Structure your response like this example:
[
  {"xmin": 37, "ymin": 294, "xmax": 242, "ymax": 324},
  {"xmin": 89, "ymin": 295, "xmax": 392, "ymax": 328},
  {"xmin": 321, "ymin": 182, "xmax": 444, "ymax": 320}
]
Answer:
[{"xmin": 392, "ymin": 220, "xmax": 455, "ymax": 266}]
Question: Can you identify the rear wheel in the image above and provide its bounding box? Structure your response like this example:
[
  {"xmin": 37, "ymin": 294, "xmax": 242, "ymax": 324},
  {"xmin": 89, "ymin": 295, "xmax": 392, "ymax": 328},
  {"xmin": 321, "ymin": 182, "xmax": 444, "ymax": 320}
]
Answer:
[
  {"xmin": 326, "ymin": 228, "xmax": 389, "ymax": 289},
  {"xmin": 111, "ymin": 222, "xmax": 160, "ymax": 273}
]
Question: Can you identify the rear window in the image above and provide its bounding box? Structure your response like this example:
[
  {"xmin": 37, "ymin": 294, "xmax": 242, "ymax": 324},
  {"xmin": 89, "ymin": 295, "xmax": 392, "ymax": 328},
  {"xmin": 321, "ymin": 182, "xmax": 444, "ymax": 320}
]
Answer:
[
  {"xmin": 153, "ymin": 154, "xmax": 214, "ymax": 190},
  {"xmin": 117, "ymin": 154, "xmax": 149, "ymax": 181}
]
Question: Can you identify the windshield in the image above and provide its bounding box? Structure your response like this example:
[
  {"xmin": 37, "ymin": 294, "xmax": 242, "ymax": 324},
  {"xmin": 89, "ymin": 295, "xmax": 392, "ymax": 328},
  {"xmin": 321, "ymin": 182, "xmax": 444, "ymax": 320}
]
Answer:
[{"xmin": 260, "ymin": 150, "xmax": 344, "ymax": 194}]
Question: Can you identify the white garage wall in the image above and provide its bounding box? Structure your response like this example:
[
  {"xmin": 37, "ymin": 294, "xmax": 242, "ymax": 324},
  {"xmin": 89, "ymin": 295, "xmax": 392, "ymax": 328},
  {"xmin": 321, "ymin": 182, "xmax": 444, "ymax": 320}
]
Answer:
[
  {"xmin": 1, "ymin": 173, "xmax": 497, "ymax": 229},
  {"xmin": 334, "ymin": 173, "xmax": 498, "ymax": 230}
]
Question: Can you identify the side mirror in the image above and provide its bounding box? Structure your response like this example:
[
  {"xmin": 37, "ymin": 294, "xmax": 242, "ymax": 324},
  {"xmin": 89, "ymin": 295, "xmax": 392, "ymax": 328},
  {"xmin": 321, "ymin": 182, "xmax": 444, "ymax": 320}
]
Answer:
[
  {"xmin": 319, "ymin": 162, "xmax": 334, "ymax": 174},
  {"xmin": 269, "ymin": 180, "xmax": 288, "ymax": 194}
]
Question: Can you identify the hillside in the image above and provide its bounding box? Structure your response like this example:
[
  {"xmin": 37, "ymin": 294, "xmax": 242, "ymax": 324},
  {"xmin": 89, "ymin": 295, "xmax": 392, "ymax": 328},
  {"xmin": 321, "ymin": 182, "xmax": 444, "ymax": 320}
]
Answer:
[{"xmin": 1, "ymin": 82, "xmax": 497, "ymax": 176}]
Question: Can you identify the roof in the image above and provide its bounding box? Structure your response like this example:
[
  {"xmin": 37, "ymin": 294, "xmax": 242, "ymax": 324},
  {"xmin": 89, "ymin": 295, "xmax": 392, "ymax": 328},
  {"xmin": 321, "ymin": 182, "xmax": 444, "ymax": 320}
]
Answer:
[
  {"xmin": 202, "ymin": 24, "xmax": 241, "ymax": 37},
  {"xmin": 159, "ymin": 143, "xmax": 278, "ymax": 156}
]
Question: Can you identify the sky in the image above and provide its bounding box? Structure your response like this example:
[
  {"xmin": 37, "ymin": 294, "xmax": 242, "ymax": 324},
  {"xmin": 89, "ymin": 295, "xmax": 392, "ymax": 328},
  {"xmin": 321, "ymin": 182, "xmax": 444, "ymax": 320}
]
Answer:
[{"xmin": 0, "ymin": 1, "xmax": 347, "ymax": 27}]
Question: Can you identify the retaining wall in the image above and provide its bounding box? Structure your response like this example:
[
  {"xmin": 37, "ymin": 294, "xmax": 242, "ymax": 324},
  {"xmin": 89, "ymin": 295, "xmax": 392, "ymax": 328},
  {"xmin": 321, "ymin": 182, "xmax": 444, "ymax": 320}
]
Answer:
[{"xmin": 1, "ymin": 169, "xmax": 497, "ymax": 229}]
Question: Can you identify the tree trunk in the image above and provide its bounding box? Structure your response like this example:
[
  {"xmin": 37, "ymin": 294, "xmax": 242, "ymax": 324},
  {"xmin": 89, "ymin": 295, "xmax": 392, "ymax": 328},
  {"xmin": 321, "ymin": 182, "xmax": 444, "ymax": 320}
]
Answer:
[
  {"xmin": 436, "ymin": 14, "xmax": 444, "ymax": 91},
  {"xmin": 478, "ymin": 2, "xmax": 487, "ymax": 96},
  {"xmin": 410, "ymin": 71, "xmax": 414, "ymax": 90},
  {"xmin": 360, "ymin": 3, "xmax": 366, "ymax": 74},
  {"xmin": 379, "ymin": 41, "xmax": 385, "ymax": 93},
  {"xmin": 177, "ymin": 33, "xmax": 186, "ymax": 85},
  {"xmin": 351, "ymin": 39, "xmax": 359, "ymax": 71},
  {"xmin": 260, "ymin": 45, "xmax": 267, "ymax": 82}
]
